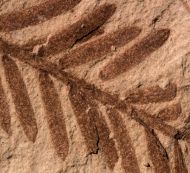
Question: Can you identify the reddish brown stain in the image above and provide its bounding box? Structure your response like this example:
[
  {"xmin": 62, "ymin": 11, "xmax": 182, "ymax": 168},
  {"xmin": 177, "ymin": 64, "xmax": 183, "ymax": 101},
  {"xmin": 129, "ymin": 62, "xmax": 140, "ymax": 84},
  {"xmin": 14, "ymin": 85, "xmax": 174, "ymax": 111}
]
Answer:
[
  {"xmin": 100, "ymin": 29, "xmax": 170, "ymax": 80},
  {"xmin": 107, "ymin": 108, "xmax": 140, "ymax": 173},
  {"xmin": 173, "ymin": 140, "xmax": 188, "ymax": 173},
  {"xmin": 2, "ymin": 55, "xmax": 38, "ymax": 142},
  {"xmin": 0, "ymin": 0, "xmax": 81, "ymax": 32},
  {"xmin": 59, "ymin": 27, "xmax": 141, "ymax": 69},
  {"xmin": 145, "ymin": 129, "xmax": 170, "ymax": 173},
  {"xmin": 157, "ymin": 103, "xmax": 181, "ymax": 121},
  {"xmin": 125, "ymin": 83, "xmax": 177, "ymax": 104},
  {"xmin": 0, "ymin": 78, "xmax": 11, "ymax": 134},
  {"xmin": 43, "ymin": 3, "xmax": 116, "ymax": 56},
  {"xmin": 39, "ymin": 72, "xmax": 69, "ymax": 160}
]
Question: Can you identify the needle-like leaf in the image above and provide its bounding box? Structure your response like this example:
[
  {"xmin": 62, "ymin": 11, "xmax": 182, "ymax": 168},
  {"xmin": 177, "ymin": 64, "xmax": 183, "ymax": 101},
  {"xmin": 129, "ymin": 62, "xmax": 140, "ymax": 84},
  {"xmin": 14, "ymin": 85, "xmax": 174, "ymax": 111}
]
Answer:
[
  {"xmin": 2, "ymin": 55, "xmax": 38, "ymax": 142},
  {"xmin": 59, "ymin": 27, "xmax": 141, "ymax": 69},
  {"xmin": 39, "ymin": 72, "xmax": 69, "ymax": 160},
  {"xmin": 100, "ymin": 29, "xmax": 170, "ymax": 80},
  {"xmin": 145, "ymin": 129, "xmax": 170, "ymax": 173},
  {"xmin": 107, "ymin": 108, "xmax": 140, "ymax": 173},
  {"xmin": 173, "ymin": 140, "xmax": 188, "ymax": 173},
  {"xmin": 0, "ymin": 77, "xmax": 11, "ymax": 134},
  {"xmin": 125, "ymin": 83, "xmax": 177, "ymax": 104},
  {"xmin": 0, "ymin": 0, "xmax": 81, "ymax": 31}
]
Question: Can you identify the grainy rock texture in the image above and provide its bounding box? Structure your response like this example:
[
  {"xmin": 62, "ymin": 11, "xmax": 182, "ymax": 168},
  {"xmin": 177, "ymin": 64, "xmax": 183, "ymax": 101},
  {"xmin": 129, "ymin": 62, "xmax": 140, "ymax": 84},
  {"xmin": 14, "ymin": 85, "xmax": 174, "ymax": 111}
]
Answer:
[{"xmin": 0, "ymin": 0, "xmax": 190, "ymax": 173}]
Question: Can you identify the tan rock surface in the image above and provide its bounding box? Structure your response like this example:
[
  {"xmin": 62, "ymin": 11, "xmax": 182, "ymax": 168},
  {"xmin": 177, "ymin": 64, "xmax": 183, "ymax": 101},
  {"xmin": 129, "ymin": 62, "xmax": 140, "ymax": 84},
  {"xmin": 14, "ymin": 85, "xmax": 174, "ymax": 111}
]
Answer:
[{"xmin": 0, "ymin": 0, "xmax": 190, "ymax": 172}]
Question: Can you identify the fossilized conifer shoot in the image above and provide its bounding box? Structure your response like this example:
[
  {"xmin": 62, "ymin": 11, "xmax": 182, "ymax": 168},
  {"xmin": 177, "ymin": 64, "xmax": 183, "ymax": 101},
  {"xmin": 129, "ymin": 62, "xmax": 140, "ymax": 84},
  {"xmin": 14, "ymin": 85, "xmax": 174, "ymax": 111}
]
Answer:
[{"xmin": 0, "ymin": 0, "xmax": 186, "ymax": 171}]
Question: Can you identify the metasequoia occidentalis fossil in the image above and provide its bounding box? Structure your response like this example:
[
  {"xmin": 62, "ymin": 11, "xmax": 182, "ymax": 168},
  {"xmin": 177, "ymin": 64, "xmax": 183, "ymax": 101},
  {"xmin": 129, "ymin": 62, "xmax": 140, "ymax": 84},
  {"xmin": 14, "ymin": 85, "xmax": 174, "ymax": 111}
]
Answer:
[
  {"xmin": 0, "ymin": 1, "xmax": 188, "ymax": 172},
  {"xmin": 0, "ymin": 37, "xmax": 183, "ymax": 171}
]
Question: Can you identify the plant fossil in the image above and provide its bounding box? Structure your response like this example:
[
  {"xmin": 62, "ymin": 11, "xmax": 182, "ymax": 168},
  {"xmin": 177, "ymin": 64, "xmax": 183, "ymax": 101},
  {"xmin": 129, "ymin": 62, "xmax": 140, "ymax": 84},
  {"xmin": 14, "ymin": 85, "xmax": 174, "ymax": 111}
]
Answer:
[{"xmin": 0, "ymin": 1, "xmax": 189, "ymax": 172}]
